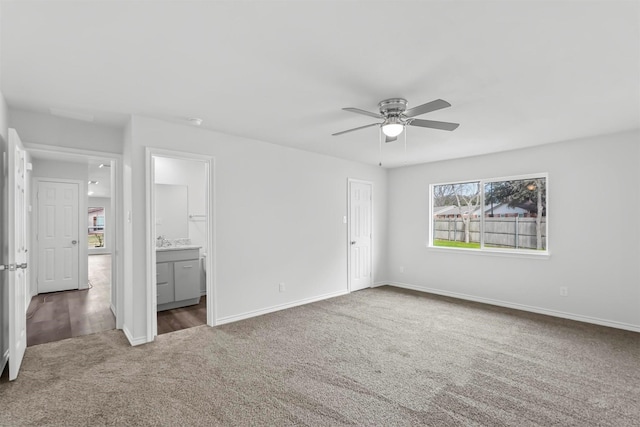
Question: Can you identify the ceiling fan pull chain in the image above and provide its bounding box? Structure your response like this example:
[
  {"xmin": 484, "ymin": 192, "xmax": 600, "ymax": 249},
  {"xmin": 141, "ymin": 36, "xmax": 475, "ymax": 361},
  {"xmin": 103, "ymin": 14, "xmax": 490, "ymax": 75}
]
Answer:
[{"xmin": 378, "ymin": 126, "xmax": 383, "ymax": 167}]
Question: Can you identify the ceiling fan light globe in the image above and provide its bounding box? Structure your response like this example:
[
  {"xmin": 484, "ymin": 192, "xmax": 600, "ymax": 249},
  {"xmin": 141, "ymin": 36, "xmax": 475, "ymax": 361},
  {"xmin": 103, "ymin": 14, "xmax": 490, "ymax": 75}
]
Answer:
[{"xmin": 382, "ymin": 123, "xmax": 404, "ymax": 137}]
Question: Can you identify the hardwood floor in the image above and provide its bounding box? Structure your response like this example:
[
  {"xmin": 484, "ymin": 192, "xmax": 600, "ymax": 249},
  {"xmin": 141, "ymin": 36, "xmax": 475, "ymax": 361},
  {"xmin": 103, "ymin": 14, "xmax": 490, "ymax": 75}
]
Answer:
[
  {"xmin": 157, "ymin": 296, "xmax": 207, "ymax": 335},
  {"xmin": 26, "ymin": 253, "xmax": 206, "ymax": 344},
  {"xmin": 26, "ymin": 254, "xmax": 115, "ymax": 346}
]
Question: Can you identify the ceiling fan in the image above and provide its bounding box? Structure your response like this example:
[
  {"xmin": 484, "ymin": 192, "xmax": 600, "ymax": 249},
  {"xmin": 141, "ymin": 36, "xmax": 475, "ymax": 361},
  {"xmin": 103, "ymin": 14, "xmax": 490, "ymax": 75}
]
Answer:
[{"xmin": 332, "ymin": 98, "xmax": 459, "ymax": 142}]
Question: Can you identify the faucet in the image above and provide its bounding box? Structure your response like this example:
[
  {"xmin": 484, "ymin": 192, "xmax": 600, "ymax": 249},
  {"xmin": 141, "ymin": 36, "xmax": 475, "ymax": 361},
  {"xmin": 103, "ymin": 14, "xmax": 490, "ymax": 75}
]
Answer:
[{"xmin": 157, "ymin": 235, "xmax": 168, "ymax": 247}]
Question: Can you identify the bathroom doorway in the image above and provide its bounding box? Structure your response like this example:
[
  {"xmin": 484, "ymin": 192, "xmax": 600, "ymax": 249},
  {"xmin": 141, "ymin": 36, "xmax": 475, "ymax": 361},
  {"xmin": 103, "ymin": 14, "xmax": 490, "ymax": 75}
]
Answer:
[{"xmin": 146, "ymin": 148, "xmax": 215, "ymax": 339}]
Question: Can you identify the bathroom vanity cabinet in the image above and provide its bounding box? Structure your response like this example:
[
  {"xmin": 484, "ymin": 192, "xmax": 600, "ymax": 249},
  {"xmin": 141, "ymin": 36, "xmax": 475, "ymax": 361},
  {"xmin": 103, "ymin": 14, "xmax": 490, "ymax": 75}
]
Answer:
[{"xmin": 156, "ymin": 247, "xmax": 201, "ymax": 311}]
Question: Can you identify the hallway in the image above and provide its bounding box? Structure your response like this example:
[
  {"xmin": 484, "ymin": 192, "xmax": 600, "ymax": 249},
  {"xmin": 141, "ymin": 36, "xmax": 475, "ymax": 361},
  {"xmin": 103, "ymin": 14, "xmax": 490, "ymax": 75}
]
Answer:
[{"xmin": 26, "ymin": 254, "xmax": 115, "ymax": 346}]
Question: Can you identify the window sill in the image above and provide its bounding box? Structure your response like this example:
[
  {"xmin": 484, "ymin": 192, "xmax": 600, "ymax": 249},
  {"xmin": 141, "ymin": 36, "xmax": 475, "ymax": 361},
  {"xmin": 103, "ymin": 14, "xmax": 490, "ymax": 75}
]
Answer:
[{"xmin": 426, "ymin": 245, "xmax": 550, "ymax": 260}]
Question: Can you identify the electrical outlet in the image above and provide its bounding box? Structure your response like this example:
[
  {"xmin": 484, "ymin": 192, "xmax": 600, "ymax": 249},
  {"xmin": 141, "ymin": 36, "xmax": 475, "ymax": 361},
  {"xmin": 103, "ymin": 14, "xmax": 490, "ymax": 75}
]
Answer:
[
  {"xmin": 559, "ymin": 286, "xmax": 569, "ymax": 297},
  {"xmin": 399, "ymin": 266, "xmax": 405, "ymax": 273},
  {"xmin": 279, "ymin": 282, "xmax": 286, "ymax": 292}
]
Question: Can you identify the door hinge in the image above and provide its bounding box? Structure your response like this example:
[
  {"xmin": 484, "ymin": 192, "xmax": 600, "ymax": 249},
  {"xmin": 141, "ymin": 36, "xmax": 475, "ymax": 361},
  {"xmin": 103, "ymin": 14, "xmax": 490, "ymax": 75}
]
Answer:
[{"xmin": 1, "ymin": 263, "xmax": 27, "ymax": 271}]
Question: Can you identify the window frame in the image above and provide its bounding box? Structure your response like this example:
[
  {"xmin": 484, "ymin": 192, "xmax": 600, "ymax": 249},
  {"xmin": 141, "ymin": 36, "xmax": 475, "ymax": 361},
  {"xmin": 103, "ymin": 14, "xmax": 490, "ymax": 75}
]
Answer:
[
  {"xmin": 88, "ymin": 206, "xmax": 107, "ymax": 249},
  {"xmin": 428, "ymin": 173, "xmax": 549, "ymax": 258}
]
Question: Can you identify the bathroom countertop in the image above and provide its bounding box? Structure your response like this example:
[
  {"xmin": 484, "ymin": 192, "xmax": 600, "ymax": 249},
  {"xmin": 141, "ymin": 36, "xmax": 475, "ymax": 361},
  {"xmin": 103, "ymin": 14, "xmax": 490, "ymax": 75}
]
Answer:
[{"xmin": 156, "ymin": 245, "xmax": 202, "ymax": 252}]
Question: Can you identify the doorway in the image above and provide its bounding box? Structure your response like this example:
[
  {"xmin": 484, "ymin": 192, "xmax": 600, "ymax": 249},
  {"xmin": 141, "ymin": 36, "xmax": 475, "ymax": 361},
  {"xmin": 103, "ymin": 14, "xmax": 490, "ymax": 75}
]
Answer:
[
  {"xmin": 146, "ymin": 148, "xmax": 215, "ymax": 340},
  {"xmin": 26, "ymin": 152, "xmax": 120, "ymax": 347},
  {"xmin": 348, "ymin": 179, "xmax": 373, "ymax": 292}
]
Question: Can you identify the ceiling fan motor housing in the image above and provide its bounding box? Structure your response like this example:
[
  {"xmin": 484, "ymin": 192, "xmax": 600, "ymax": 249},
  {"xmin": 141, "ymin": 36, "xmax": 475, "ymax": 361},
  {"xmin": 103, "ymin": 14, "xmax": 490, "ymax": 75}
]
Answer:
[{"xmin": 378, "ymin": 98, "xmax": 408, "ymax": 117}]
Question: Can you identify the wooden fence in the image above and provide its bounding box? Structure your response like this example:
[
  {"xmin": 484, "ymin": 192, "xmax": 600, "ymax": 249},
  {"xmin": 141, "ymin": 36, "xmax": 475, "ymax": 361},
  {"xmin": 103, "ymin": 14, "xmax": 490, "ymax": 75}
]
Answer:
[{"xmin": 433, "ymin": 217, "xmax": 547, "ymax": 250}]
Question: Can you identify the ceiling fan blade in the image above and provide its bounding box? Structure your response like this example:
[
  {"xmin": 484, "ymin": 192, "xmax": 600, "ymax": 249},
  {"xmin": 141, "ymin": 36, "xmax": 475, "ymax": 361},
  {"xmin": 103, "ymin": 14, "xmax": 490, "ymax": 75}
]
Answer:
[
  {"xmin": 385, "ymin": 135, "xmax": 397, "ymax": 143},
  {"xmin": 332, "ymin": 122, "xmax": 379, "ymax": 136},
  {"xmin": 409, "ymin": 118, "xmax": 460, "ymax": 131},
  {"xmin": 342, "ymin": 107, "xmax": 384, "ymax": 119},
  {"xmin": 403, "ymin": 99, "xmax": 451, "ymax": 118}
]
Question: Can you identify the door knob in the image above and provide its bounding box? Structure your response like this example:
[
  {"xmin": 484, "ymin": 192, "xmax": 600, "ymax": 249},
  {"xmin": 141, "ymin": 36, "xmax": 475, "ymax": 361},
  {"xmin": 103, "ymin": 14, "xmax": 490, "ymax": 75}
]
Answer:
[
  {"xmin": 351, "ymin": 241, "xmax": 356, "ymax": 245},
  {"xmin": 71, "ymin": 240, "xmax": 78, "ymax": 245}
]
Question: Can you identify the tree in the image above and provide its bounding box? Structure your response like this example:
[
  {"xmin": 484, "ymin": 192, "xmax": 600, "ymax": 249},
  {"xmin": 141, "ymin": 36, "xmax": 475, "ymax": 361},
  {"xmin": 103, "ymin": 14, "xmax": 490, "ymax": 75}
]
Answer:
[
  {"xmin": 435, "ymin": 182, "xmax": 480, "ymax": 243},
  {"xmin": 433, "ymin": 184, "xmax": 457, "ymax": 207},
  {"xmin": 96, "ymin": 233, "xmax": 104, "ymax": 248},
  {"xmin": 485, "ymin": 179, "xmax": 546, "ymax": 249},
  {"xmin": 484, "ymin": 181, "xmax": 511, "ymax": 217}
]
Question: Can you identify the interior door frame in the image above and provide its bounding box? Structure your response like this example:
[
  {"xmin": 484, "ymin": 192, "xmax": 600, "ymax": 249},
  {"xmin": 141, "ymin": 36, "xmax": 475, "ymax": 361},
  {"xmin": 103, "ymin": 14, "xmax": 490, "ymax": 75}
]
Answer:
[
  {"xmin": 145, "ymin": 147, "xmax": 216, "ymax": 342},
  {"xmin": 32, "ymin": 177, "xmax": 86, "ymax": 293},
  {"xmin": 347, "ymin": 178, "xmax": 374, "ymax": 293},
  {"xmin": 25, "ymin": 143, "xmax": 124, "ymax": 329}
]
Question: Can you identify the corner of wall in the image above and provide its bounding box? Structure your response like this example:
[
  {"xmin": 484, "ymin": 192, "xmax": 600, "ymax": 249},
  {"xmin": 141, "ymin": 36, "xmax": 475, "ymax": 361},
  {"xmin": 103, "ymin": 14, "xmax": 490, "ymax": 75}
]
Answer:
[
  {"xmin": 122, "ymin": 325, "xmax": 148, "ymax": 346},
  {"xmin": 0, "ymin": 91, "xmax": 8, "ymax": 144}
]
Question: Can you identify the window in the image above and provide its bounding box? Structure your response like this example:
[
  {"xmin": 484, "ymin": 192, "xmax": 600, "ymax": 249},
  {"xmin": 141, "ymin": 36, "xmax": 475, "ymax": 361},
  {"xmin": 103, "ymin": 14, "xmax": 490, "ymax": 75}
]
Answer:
[
  {"xmin": 431, "ymin": 174, "xmax": 547, "ymax": 253},
  {"xmin": 88, "ymin": 207, "xmax": 106, "ymax": 249}
]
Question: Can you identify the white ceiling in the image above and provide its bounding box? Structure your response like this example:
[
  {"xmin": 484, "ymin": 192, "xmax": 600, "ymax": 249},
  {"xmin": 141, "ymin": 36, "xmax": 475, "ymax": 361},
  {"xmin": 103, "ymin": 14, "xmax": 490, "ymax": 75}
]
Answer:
[{"xmin": 2, "ymin": 1, "xmax": 638, "ymax": 168}]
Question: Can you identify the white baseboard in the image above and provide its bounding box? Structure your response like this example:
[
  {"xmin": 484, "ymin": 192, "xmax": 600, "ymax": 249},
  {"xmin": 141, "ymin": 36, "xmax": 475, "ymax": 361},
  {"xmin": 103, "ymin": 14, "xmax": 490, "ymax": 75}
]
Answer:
[
  {"xmin": 371, "ymin": 281, "xmax": 387, "ymax": 288},
  {"xmin": 386, "ymin": 281, "xmax": 640, "ymax": 333},
  {"xmin": 216, "ymin": 289, "xmax": 350, "ymax": 326},
  {"xmin": 122, "ymin": 325, "xmax": 148, "ymax": 346}
]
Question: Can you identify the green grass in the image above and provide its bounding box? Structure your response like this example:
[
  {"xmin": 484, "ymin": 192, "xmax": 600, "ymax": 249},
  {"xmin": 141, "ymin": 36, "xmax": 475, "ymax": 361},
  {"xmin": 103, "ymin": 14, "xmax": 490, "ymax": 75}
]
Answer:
[
  {"xmin": 88, "ymin": 233, "xmax": 104, "ymax": 248},
  {"xmin": 433, "ymin": 239, "xmax": 480, "ymax": 249}
]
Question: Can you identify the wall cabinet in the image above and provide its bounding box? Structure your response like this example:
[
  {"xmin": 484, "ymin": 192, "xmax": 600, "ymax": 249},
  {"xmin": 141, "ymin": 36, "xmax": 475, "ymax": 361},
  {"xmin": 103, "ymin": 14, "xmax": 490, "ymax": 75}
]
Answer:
[{"xmin": 156, "ymin": 247, "xmax": 201, "ymax": 311}]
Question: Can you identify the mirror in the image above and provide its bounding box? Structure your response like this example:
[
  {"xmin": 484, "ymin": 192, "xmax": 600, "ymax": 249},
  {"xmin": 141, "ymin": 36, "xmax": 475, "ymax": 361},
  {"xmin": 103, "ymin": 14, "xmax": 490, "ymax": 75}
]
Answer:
[{"xmin": 155, "ymin": 184, "xmax": 188, "ymax": 239}]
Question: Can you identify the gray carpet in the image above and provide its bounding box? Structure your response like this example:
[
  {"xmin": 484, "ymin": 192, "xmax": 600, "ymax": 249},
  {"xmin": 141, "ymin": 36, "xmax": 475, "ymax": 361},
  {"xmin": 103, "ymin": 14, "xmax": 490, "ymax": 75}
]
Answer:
[{"xmin": 1, "ymin": 286, "xmax": 638, "ymax": 426}]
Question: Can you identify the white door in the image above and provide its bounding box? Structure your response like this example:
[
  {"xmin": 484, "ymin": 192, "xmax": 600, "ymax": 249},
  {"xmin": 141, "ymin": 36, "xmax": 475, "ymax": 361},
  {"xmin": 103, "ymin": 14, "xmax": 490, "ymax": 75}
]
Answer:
[
  {"xmin": 6, "ymin": 129, "xmax": 28, "ymax": 381},
  {"xmin": 349, "ymin": 180, "xmax": 372, "ymax": 291},
  {"xmin": 37, "ymin": 181, "xmax": 80, "ymax": 293}
]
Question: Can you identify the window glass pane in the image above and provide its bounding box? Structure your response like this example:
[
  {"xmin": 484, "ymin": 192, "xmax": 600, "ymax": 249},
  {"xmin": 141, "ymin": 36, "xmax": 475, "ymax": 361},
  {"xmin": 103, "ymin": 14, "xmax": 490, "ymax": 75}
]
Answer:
[
  {"xmin": 432, "ymin": 181, "xmax": 481, "ymax": 249},
  {"xmin": 484, "ymin": 177, "xmax": 546, "ymax": 250},
  {"xmin": 88, "ymin": 207, "xmax": 106, "ymax": 248}
]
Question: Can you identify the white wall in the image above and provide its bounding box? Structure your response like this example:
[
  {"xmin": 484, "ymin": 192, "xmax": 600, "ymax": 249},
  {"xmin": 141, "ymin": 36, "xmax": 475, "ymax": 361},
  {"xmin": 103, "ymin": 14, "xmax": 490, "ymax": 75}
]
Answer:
[
  {"xmin": 387, "ymin": 130, "xmax": 640, "ymax": 330},
  {"xmin": 125, "ymin": 116, "xmax": 388, "ymax": 342},
  {"xmin": 154, "ymin": 157, "xmax": 207, "ymax": 252},
  {"xmin": 31, "ymin": 159, "xmax": 89, "ymax": 293},
  {"xmin": 0, "ymin": 94, "xmax": 7, "ymax": 144},
  {"xmin": 8, "ymin": 109, "xmax": 123, "ymax": 154},
  {"xmin": 31, "ymin": 158, "xmax": 88, "ymax": 181},
  {"xmin": 88, "ymin": 197, "xmax": 112, "ymax": 255}
]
